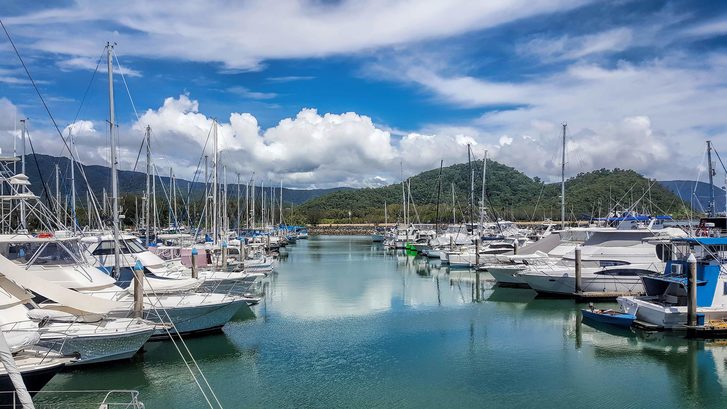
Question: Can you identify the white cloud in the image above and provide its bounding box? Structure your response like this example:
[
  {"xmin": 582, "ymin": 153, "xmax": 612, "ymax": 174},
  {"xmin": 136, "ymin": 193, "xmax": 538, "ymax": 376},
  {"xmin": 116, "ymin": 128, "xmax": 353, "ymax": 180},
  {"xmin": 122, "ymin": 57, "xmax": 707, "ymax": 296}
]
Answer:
[
  {"xmin": 226, "ymin": 86, "xmax": 276, "ymax": 100},
  {"xmin": 4, "ymin": 0, "xmax": 590, "ymax": 71},
  {"xmin": 519, "ymin": 27, "xmax": 634, "ymax": 60},
  {"xmin": 57, "ymin": 56, "xmax": 142, "ymax": 77}
]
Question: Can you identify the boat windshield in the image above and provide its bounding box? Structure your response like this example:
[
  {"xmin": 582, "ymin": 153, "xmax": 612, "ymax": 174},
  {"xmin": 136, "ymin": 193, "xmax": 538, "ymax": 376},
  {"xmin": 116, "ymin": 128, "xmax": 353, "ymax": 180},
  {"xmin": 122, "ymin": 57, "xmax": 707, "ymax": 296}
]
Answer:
[
  {"xmin": 91, "ymin": 239, "xmax": 147, "ymax": 256},
  {"xmin": 2, "ymin": 241, "xmax": 82, "ymax": 265}
]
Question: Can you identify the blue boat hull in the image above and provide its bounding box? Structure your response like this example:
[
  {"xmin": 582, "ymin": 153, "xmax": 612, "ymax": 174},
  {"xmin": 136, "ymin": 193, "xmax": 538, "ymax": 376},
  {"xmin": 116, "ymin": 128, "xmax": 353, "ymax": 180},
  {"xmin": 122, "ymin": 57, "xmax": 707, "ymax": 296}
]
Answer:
[{"xmin": 581, "ymin": 309, "xmax": 635, "ymax": 328}]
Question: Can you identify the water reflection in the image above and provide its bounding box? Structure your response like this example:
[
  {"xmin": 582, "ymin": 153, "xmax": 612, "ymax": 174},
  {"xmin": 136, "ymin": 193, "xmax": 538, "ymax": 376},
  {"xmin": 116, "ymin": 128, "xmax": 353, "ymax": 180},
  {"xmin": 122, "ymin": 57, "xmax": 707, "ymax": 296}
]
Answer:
[{"xmin": 260, "ymin": 236, "xmax": 490, "ymax": 320}]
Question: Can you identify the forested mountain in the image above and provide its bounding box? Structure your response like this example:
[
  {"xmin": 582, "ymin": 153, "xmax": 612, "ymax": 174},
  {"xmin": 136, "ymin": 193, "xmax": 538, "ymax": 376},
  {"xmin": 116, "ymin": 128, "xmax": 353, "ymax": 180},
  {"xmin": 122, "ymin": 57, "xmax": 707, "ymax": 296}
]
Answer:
[
  {"xmin": 20, "ymin": 153, "xmax": 349, "ymax": 205},
  {"xmin": 297, "ymin": 161, "xmax": 690, "ymax": 223}
]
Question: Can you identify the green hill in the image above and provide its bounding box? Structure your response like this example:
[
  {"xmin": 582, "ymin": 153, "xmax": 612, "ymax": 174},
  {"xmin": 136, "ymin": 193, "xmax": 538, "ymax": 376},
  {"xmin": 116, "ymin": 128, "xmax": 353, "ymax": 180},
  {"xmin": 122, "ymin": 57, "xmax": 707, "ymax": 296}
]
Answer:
[{"xmin": 297, "ymin": 162, "xmax": 691, "ymax": 224}]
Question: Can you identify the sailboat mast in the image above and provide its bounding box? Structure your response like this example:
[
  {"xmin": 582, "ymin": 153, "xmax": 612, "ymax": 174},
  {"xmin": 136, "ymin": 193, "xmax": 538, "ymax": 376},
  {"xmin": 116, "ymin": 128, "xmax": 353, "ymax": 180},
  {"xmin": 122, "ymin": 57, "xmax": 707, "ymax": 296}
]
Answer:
[
  {"xmin": 70, "ymin": 135, "xmax": 76, "ymax": 230},
  {"xmin": 19, "ymin": 119, "xmax": 26, "ymax": 231},
  {"xmin": 467, "ymin": 144, "xmax": 474, "ymax": 233},
  {"xmin": 168, "ymin": 167, "xmax": 173, "ymax": 228},
  {"xmin": 54, "ymin": 163, "xmax": 60, "ymax": 223},
  {"xmin": 451, "ymin": 182, "xmax": 456, "ymax": 225},
  {"xmin": 561, "ymin": 123, "xmax": 567, "ymax": 229},
  {"xmin": 707, "ymin": 140, "xmax": 716, "ymax": 217},
  {"xmin": 204, "ymin": 155, "xmax": 208, "ymax": 234},
  {"xmin": 145, "ymin": 126, "xmax": 151, "ymax": 245},
  {"xmin": 481, "ymin": 150, "xmax": 487, "ymax": 224},
  {"xmin": 279, "ymin": 180, "xmax": 283, "ymax": 226},
  {"xmin": 212, "ymin": 121, "xmax": 218, "ymax": 244},
  {"xmin": 237, "ymin": 173, "xmax": 241, "ymax": 233},
  {"xmin": 435, "ymin": 160, "xmax": 443, "ymax": 233},
  {"xmin": 107, "ymin": 42, "xmax": 121, "ymax": 277},
  {"xmin": 401, "ymin": 162, "xmax": 406, "ymax": 226},
  {"xmin": 172, "ymin": 169, "xmax": 177, "ymax": 227}
]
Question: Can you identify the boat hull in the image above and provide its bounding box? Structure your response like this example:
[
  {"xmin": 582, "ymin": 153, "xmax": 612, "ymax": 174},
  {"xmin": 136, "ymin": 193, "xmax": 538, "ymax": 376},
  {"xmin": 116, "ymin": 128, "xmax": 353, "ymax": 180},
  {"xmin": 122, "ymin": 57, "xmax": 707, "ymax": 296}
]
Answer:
[
  {"xmin": 487, "ymin": 266, "xmax": 528, "ymax": 287},
  {"xmin": 39, "ymin": 327, "xmax": 153, "ymax": 365},
  {"xmin": 143, "ymin": 298, "xmax": 248, "ymax": 338},
  {"xmin": 581, "ymin": 309, "xmax": 635, "ymax": 327},
  {"xmin": 521, "ymin": 273, "xmax": 643, "ymax": 296}
]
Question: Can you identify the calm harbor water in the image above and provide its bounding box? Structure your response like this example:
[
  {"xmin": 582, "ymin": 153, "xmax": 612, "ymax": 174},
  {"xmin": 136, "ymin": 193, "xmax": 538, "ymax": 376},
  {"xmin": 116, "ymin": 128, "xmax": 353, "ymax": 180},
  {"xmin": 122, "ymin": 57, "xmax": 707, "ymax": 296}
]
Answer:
[{"xmin": 42, "ymin": 236, "xmax": 727, "ymax": 408}]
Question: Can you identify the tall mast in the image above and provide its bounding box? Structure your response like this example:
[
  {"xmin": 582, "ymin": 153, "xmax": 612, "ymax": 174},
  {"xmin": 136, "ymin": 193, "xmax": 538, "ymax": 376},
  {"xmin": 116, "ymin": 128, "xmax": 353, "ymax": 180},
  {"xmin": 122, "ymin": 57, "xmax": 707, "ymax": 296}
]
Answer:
[
  {"xmin": 212, "ymin": 121, "xmax": 218, "ymax": 244},
  {"xmin": 236, "ymin": 173, "xmax": 241, "ymax": 233},
  {"xmin": 245, "ymin": 176, "xmax": 250, "ymax": 230},
  {"xmin": 467, "ymin": 144, "xmax": 474, "ymax": 233},
  {"xmin": 223, "ymin": 165, "xmax": 228, "ymax": 235},
  {"xmin": 145, "ymin": 126, "xmax": 151, "ymax": 245},
  {"xmin": 107, "ymin": 42, "xmax": 121, "ymax": 277},
  {"xmin": 172, "ymin": 169, "xmax": 177, "ymax": 227},
  {"xmin": 87, "ymin": 190, "xmax": 91, "ymax": 228},
  {"xmin": 70, "ymin": 134, "xmax": 76, "ymax": 230},
  {"xmin": 54, "ymin": 163, "xmax": 61, "ymax": 223},
  {"xmin": 561, "ymin": 123, "xmax": 567, "ymax": 229},
  {"xmin": 707, "ymin": 140, "xmax": 716, "ymax": 217},
  {"xmin": 251, "ymin": 177, "xmax": 256, "ymax": 230},
  {"xmin": 261, "ymin": 180, "xmax": 265, "ymax": 228},
  {"xmin": 435, "ymin": 160, "xmax": 443, "ymax": 234},
  {"xmin": 19, "ymin": 119, "xmax": 26, "ymax": 231},
  {"xmin": 279, "ymin": 180, "xmax": 283, "ymax": 226},
  {"xmin": 204, "ymin": 155, "xmax": 209, "ymax": 235},
  {"xmin": 401, "ymin": 162, "xmax": 406, "ymax": 226},
  {"xmin": 152, "ymin": 165, "xmax": 157, "ymax": 236},
  {"xmin": 452, "ymin": 182, "xmax": 456, "ymax": 225},
  {"xmin": 168, "ymin": 167, "xmax": 173, "ymax": 228},
  {"xmin": 481, "ymin": 150, "xmax": 487, "ymax": 224}
]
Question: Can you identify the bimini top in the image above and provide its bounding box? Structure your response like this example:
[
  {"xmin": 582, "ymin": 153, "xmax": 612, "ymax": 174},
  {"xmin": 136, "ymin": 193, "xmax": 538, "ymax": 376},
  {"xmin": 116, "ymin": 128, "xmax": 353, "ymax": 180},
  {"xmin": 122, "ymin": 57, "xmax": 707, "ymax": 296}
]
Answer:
[{"xmin": 672, "ymin": 237, "xmax": 727, "ymax": 246}]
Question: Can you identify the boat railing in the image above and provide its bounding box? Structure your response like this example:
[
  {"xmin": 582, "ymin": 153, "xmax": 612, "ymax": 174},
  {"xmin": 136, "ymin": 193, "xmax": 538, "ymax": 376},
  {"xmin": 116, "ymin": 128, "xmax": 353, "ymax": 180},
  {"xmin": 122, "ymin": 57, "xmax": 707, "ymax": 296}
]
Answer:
[{"xmin": 3, "ymin": 389, "xmax": 144, "ymax": 408}]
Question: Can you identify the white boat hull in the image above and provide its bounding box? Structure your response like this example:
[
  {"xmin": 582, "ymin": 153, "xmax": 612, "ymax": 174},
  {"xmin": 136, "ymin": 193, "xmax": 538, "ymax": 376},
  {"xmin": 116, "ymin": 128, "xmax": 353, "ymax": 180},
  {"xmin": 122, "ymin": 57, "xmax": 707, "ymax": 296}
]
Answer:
[
  {"xmin": 521, "ymin": 273, "xmax": 643, "ymax": 295},
  {"xmin": 486, "ymin": 266, "xmax": 528, "ymax": 287}
]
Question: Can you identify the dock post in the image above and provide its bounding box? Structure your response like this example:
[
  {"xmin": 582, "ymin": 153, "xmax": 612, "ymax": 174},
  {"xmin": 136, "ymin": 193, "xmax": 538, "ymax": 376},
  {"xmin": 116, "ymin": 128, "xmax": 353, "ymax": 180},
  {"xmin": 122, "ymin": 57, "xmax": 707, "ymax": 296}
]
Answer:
[
  {"xmin": 133, "ymin": 261, "xmax": 144, "ymax": 318},
  {"xmin": 575, "ymin": 246, "xmax": 582, "ymax": 294},
  {"xmin": 475, "ymin": 238, "xmax": 480, "ymax": 267},
  {"xmin": 513, "ymin": 240, "xmax": 518, "ymax": 255},
  {"xmin": 191, "ymin": 247, "xmax": 198, "ymax": 279},
  {"xmin": 238, "ymin": 240, "xmax": 244, "ymax": 262},
  {"xmin": 687, "ymin": 253, "xmax": 697, "ymax": 327}
]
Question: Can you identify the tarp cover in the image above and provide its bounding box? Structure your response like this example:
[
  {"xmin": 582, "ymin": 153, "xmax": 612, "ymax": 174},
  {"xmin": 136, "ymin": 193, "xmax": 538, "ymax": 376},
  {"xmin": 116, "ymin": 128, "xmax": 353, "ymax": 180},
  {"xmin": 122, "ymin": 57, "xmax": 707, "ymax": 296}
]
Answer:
[{"xmin": 0, "ymin": 254, "xmax": 123, "ymax": 314}]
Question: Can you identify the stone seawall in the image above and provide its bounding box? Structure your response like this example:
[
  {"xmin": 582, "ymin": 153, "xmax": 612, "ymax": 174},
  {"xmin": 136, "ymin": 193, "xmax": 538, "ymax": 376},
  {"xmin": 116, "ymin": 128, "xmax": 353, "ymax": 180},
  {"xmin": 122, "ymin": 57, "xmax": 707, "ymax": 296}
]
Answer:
[{"xmin": 308, "ymin": 224, "xmax": 384, "ymax": 235}]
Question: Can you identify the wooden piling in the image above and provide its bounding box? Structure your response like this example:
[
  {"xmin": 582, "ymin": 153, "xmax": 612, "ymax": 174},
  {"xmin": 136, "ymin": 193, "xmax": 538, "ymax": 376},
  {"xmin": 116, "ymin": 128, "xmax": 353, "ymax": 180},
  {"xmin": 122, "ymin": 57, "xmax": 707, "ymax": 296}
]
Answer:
[
  {"xmin": 191, "ymin": 247, "xmax": 198, "ymax": 279},
  {"xmin": 133, "ymin": 262, "xmax": 144, "ymax": 318},
  {"xmin": 687, "ymin": 253, "xmax": 697, "ymax": 327}
]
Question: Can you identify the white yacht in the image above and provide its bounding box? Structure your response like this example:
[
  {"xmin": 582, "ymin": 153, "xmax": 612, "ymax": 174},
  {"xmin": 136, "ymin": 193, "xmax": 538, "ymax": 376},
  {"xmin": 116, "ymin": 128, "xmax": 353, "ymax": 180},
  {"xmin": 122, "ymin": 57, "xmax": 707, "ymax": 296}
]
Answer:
[
  {"xmin": 0, "ymin": 254, "xmax": 155, "ymax": 365},
  {"xmin": 617, "ymin": 237, "xmax": 727, "ymax": 329},
  {"xmin": 0, "ymin": 234, "xmax": 250, "ymax": 338},
  {"xmin": 82, "ymin": 234, "xmax": 263, "ymax": 294}
]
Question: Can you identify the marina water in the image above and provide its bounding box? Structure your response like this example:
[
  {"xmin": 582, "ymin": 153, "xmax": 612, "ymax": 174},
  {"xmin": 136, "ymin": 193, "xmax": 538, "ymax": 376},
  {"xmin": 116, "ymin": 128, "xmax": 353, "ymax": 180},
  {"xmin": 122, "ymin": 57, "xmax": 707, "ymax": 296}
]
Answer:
[{"xmin": 40, "ymin": 236, "xmax": 727, "ymax": 408}]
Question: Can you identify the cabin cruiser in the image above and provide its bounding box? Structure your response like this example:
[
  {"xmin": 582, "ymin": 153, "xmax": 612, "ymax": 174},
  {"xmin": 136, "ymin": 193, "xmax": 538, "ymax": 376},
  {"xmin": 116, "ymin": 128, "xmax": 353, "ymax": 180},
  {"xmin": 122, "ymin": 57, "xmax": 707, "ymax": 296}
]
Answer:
[
  {"xmin": 0, "ymin": 233, "xmax": 250, "ymax": 337},
  {"xmin": 617, "ymin": 237, "xmax": 727, "ymax": 329},
  {"xmin": 0, "ymin": 254, "xmax": 155, "ymax": 365},
  {"xmin": 83, "ymin": 234, "xmax": 263, "ymax": 295},
  {"xmin": 489, "ymin": 222, "xmax": 685, "ymax": 289}
]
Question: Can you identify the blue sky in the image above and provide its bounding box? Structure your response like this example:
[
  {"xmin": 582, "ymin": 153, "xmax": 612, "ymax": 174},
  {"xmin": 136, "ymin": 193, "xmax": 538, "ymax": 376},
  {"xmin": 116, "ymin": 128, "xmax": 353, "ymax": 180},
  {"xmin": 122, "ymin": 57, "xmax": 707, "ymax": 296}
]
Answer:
[{"xmin": 2, "ymin": 0, "xmax": 727, "ymax": 188}]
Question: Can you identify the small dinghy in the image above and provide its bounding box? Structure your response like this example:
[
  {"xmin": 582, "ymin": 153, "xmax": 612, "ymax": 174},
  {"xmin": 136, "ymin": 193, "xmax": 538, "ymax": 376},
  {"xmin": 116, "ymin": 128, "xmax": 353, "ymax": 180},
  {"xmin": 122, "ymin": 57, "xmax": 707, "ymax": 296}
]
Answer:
[{"xmin": 581, "ymin": 306, "xmax": 636, "ymax": 328}]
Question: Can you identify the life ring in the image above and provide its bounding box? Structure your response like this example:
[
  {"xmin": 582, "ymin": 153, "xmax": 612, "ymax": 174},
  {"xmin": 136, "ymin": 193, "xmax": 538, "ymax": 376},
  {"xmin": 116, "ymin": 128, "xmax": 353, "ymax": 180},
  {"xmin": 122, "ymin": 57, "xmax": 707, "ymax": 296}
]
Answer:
[{"xmin": 37, "ymin": 232, "xmax": 54, "ymax": 238}]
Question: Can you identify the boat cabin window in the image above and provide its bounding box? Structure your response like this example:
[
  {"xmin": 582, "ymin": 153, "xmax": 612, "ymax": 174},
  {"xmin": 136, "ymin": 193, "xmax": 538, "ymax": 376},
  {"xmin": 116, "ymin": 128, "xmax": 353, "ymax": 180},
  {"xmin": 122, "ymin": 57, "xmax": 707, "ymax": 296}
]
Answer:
[
  {"xmin": 91, "ymin": 239, "xmax": 146, "ymax": 255},
  {"xmin": 3, "ymin": 241, "xmax": 80, "ymax": 265}
]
